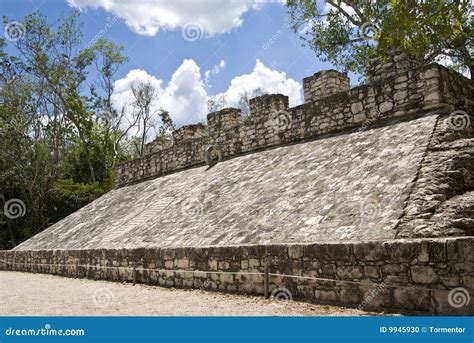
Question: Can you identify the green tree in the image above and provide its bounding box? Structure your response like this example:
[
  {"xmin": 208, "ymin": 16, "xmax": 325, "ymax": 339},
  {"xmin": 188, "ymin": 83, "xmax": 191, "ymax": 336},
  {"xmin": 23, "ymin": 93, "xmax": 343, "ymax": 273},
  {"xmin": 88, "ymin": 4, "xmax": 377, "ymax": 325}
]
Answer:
[
  {"xmin": 0, "ymin": 10, "xmax": 175, "ymax": 248},
  {"xmin": 380, "ymin": 0, "xmax": 473, "ymax": 78},
  {"xmin": 288, "ymin": 0, "xmax": 473, "ymax": 78}
]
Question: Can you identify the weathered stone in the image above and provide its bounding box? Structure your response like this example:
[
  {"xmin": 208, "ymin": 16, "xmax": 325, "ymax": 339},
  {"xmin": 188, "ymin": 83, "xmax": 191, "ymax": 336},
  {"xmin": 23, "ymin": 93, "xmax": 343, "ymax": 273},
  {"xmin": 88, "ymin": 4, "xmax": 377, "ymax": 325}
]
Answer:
[
  {"xmin": 314, "ymin": 290, "xmax": 338, "ymax": 303},
  {"xmin": 248, "ymin": 259, "xmax": 260, "ymax": 269},
  {"xmin": 337, "ymin": 266, "xmax": 364, "ymax": 279},
  {"xmin": 364, "ymin": 266, "xmax": 380, "ymax": 279},
  {"xmin": 174, "ymin": 259, "xmax": 189, "ymax": 269},
  {"xmin": 340, "ymin": 287, "xmax": 362, "ymax": 304},
  {"xmin": 393, "ymin": 288, "xmax": 431, "ymax": 310},
  {"xmin": 410, "ymin": 265, "xmax": 438, "ymax": 284},
  {"xmin": 288, "ymin": 245, "xmax": 304, "ymax": 259}
]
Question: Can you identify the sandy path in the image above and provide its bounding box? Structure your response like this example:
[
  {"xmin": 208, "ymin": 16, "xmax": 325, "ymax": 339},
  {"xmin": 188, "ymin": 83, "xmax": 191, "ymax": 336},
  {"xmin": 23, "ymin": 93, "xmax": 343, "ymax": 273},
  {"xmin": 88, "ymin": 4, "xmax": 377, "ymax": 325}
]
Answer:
[{"xmin": 0, "ymin": 271, "xmax": 390, "ymax": 316}]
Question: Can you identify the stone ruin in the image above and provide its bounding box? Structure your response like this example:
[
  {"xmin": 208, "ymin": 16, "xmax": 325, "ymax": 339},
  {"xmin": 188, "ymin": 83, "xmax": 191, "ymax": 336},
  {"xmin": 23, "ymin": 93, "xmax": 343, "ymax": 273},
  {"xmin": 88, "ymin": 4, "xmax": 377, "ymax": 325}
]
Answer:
[{"xmin": 2, "ymin": 51, "xmax": 473, "ymax": 315}]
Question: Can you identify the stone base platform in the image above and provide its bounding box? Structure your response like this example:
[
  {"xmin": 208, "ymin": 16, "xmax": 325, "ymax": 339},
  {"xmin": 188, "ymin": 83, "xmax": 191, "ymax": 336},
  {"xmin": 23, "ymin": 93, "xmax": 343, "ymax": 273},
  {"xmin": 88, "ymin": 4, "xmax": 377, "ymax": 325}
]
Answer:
[{"xmin": 2, "ymin": 237, "xmax": 472, "ymax": 315}]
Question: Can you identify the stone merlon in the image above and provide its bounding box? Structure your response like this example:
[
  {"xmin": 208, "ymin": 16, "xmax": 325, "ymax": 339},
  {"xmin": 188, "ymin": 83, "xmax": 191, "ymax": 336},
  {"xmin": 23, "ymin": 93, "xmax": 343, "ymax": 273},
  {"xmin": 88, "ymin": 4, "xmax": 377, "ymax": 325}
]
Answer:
[
  {"xmin": 249, "ymin": 94, "xmax": 289, "ymax": 123},
  {"xmin": 207, "ymin": 108, "xmax": 243, "ymax": 136},
  {"xmin": 303, "ymin": 69, "xmax": 350, "ymax": 103},
  {"xmin": 172, "ymin": 123, "xmax": 207, "ymax": 142}
]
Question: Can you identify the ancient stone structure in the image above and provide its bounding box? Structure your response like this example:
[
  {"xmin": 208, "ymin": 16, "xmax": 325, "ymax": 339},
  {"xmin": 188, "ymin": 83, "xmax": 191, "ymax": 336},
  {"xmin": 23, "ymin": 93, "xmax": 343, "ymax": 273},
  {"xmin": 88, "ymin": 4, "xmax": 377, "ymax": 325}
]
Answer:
[
  {"xmin": 2, "ymin": 51, "xmax": 473, "ymax": 315},
  {"xmin": 303, "ymin": 69, "xmax": 350, "ymax": 102},
  {"xmin": 2, "ymin": 237, "xmax": 472, "ymax": 314}
]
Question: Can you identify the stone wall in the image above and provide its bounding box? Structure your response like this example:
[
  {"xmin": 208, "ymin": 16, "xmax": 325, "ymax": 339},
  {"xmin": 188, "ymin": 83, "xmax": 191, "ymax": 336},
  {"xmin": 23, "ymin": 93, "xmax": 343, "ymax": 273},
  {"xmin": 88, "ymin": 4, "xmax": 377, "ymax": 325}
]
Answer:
[
  {"xmin": 2, "ymin": 237, "xmax": 472, "ymax": 315},
  {"xmin": 116, "ymin": 62, "xmax": 474, "ymax": 188}
]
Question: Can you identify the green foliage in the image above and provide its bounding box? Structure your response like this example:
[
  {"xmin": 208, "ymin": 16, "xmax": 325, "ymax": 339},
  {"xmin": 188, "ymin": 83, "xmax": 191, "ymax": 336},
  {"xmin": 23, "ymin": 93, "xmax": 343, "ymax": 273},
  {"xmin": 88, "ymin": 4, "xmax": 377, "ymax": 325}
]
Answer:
[
  {"xmin": 0, "ymin": 10, "xmax": 174, "ymax": 249},
  {"xmin": 51, "ymin": 179, "xmax": 109, "ymax": 220},
  {"xmin": 287, "ymin": 0, "xmax": 473, "ymax": 78},
  {"xmin": 288, "ymin": 0, "xmax": 390, "ymax": 74},
  {"xmin": 379, "ymin": 0, "xmax": 473, "ymax": 76}
]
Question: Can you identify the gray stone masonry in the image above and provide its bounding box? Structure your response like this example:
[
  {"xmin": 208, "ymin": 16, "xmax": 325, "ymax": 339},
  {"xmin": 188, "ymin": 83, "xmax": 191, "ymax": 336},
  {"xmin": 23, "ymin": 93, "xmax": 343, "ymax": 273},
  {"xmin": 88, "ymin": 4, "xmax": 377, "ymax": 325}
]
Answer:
[
  {"xmin": 207, "ymin": 108, "xmax": 242, "ymax": 136},
  {"xmin": 365, "ymin": 51, "xmax": 423, "ymax": 84},
  {"xmin": 117, "ymin": 59, "xmax": 473, "ymax": 188},
  {"xmin": 248, "ymin": 94, "xmax": 289, "ymax": 123},
  {"xmin": 172, "ymin": 123, "xmax": 207, "ymax": 142},
  {"xmin": 1, "ymin": 237, "xmax": 473, "ymax": 315},
  {"xmin": 144, "ymin": 136, "xmax": 173, "ymax": 155},
  {"xmin": 303, "ymin": 69, "xmax": 350, "ymax": 102}
]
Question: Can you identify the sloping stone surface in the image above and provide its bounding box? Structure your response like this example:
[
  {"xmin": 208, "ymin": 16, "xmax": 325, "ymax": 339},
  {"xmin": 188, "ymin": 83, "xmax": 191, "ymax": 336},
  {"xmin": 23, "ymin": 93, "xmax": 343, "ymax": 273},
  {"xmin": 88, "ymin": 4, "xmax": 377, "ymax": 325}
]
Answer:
[
  {"xmin": 396, "ymin": 112, "xmax": 474, "ymax": 238},
  {"xmin": 14, "ymin": 116, "xmax": 437, "ymax": 250}
]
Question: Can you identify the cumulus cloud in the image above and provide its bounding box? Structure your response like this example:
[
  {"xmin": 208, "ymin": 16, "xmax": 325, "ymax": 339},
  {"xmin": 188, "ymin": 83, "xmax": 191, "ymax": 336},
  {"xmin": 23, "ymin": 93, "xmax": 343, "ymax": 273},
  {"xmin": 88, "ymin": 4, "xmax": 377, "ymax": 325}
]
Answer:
[
  {"xmin": 214, "ymin": 59, "xmax": 302, "ymax": 107},
  {"xmin": 111, "ymin": 59, "xmax": 302, "ymax": 139},
  {"xmin": 68, "ymin": 0, "xmax": 279, "ymax": 36},
  {"xmin": 111, "ymin": 60, "xmax": 207, "ymax": 137}
]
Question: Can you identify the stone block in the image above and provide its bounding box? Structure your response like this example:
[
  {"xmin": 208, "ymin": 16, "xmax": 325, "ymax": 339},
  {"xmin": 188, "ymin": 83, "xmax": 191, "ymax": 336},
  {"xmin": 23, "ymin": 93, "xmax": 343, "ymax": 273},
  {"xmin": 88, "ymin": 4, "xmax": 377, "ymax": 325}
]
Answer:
[
  {"xmin": 410, "ymin": 265, "xmax": 438, "ymax": 284},
  {"xmin": 364, "ymin": 266, "xmax": 380, "ymax": 279},
  {"xmin": 172, "ymin": 124, "xmax": 207, "ymax": 142},
  {"xmin": 249, "ymin": 94, "xmax": 289, "ymax": 123},
  {"xmin": 208, "ymin": 260, "xmax": 218, "ymax": 270},
  {"xmin": 337, "ymin": 266, "xmax": 364, "ymax": 279},
  {"xmin": 248, "ymin": 258, "xmax": 260, "ymax": 269},
  {"xmin": 288, "ymin": 245, "xmax": 304, "ymax": 259},
  {"xmin": 393, "ymin": 288, "xmax": 431, "ymax": 311},
  {"xmin": 174, "ymin": 259, "xmax": 189, "ymax": 269},
  {"xmin": 353, "ymin": 242, "xmax": 387, "ymax": 261},
  {"xmin": 314, "ymin": 290, "xmax": 338, "ymax": 303},
  {"xmin": 219, "ymin": 273, "xmax": 234, "ymax": 284},
  {"xmin": 359, "ymin": 283, "xmax": 392, "ymax": 309},
  {"xmin": 340, "ymin": 287, "xmax": 362, "ymax": 304}
]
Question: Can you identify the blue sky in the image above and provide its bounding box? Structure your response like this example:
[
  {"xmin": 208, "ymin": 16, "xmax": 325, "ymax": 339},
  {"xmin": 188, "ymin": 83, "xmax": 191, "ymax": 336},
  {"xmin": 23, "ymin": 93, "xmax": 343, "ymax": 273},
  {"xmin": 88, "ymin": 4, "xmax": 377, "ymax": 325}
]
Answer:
[{"xmin": 1, "ymin": 0, "xmax": 356, "ymax": 126}]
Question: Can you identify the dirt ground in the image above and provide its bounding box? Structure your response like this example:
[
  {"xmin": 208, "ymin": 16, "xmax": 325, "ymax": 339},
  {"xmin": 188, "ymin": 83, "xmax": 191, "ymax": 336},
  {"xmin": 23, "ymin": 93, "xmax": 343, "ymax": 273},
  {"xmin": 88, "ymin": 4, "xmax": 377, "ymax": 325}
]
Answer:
[{"xmin": 0, "ymin": 271, "xmax": 392, "ymax": 316}]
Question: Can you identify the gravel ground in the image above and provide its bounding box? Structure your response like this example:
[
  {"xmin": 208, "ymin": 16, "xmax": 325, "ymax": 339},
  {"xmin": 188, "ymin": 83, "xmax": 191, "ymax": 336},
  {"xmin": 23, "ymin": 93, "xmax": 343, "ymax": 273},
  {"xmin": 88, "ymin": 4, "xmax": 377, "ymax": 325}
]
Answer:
[{"xmin": 0, "ymin": 271, "xmax": 392, "ymax": 316}]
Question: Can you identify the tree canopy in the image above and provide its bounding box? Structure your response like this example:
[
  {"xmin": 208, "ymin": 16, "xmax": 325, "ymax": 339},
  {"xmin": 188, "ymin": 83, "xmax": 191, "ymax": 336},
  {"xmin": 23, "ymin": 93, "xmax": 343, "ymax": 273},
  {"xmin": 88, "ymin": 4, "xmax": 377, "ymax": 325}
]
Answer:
[{"xmin": 288, "ymin": 0, "xmax": 473, "ymax": 78}]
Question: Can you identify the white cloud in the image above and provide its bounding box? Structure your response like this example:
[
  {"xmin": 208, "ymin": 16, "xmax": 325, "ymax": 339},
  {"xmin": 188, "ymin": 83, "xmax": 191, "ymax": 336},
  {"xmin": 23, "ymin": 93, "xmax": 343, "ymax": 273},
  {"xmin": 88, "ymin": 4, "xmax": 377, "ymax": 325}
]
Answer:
[
  {"xmin": 68, "ymin": 0, "xmax": 279, "ymax": 36},
  {"xmin": 215, "ymin": 59, "xmax": 302, "ymax": 107},
  {"xmin": 111, "ymin": 59, "xmax": 207, "ymax": 137},
  {"xmin": 204, "ymin": 59, "xmax": 226, "ymax": 88},
  {"xmin": 111, "ymin": 59, "xmax": 302, "ymax": 140}
]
